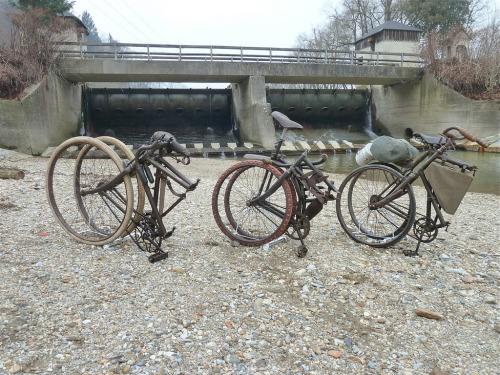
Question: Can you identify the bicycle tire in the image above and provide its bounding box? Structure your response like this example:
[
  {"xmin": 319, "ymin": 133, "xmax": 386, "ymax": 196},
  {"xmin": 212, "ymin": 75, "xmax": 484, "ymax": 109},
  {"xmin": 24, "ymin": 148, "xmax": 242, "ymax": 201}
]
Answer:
[
  {"xmin": 46, "ymin": 136, "xmax": 134, "ymax": 246},
  {"xmin": 96, "ymin": 136, "xmax": 145, "ymax": 234},
  {"xmin": 336, "ymin": 164, "xmax": 416, "ymax": 247},
  {"xmin": 225, "ymin": 164, "xmax": 298, "ymax": 237},
  {"xmin": 212, "ymin": 161, "xmax": 294, "ymax": 246}
]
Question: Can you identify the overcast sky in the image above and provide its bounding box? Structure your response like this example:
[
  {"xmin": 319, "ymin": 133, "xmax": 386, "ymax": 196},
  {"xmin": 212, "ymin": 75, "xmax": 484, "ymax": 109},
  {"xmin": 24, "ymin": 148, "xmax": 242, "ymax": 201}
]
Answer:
[
  {"xmin": 72, "ymin": 0, "xmax": 500, "ymax": 47},
  {"xmin": 72, "ymin": 0, "xmax": 335, "ymax": 47}
]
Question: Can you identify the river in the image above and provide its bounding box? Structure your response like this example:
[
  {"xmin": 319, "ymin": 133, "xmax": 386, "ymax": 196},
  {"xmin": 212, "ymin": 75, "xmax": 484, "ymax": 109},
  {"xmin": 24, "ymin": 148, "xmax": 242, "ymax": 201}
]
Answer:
[{"xmin": 220, "ymin": 150, "xmax": 499, "ymax": 195}]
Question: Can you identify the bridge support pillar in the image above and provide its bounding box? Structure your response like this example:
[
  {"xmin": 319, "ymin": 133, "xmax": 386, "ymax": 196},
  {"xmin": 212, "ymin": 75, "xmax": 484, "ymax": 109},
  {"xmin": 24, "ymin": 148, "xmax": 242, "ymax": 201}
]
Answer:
[{"xmin": 232, "ymin": 76, "xmax": 275, "ymax": 149}]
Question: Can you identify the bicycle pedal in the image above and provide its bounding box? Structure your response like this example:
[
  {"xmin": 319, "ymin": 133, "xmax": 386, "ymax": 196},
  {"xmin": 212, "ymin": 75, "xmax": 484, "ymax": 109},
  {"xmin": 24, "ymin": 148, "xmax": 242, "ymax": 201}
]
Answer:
[
  {"xmin": 403, "ymin": 250, "xmax": 419, "ymax": 257},
  {"xmin": 148, "ymin": 252, "xmax": 169, "ymax": 263},
  {"xmin": 296, "ymin": 245, "xmax": 308, "ymax": 258}
]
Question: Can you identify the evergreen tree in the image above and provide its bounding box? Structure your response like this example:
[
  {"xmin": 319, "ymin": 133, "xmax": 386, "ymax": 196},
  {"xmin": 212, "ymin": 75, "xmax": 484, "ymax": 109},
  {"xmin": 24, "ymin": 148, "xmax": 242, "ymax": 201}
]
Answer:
[
  {"xmin": 106, "ymin": 33, "xmax": 118, "ymax": 43},
  {"xmin": 406, "ymin": 0, "xmax": 471, "ymax": 32},
  {"xmin": 81, "ymin": 10, "xmax": 100, "ymax": 43}
]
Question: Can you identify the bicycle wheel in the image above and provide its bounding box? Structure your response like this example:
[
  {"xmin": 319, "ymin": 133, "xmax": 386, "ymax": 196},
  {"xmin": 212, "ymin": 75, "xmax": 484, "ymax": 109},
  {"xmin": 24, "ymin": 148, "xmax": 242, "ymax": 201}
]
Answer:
[
  {"xmin": 97, "ymin": 136, "xmax": 145, "ymax": 233},
  {"xmin": 336, "ymin": 164, "xmax": 416, "ymax": 247},
  {"xmin": 212, "ymin": 161, "xmax": 294, "ymax": 246},
  {"xmin": 46, "ymin": 136, "xmax": 134, "ymax": 246}
]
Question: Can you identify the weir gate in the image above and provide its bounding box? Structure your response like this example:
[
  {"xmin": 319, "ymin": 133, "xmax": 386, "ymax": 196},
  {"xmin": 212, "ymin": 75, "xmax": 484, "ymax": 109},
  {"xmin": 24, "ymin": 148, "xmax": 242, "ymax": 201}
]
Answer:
[{"xmin": 84, "ymin": 87, "xmax": 371, "ymax": 148}]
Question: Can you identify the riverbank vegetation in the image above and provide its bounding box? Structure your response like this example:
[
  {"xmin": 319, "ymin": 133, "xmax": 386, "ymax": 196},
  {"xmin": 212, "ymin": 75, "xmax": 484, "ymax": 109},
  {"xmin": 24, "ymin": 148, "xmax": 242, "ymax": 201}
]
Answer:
[
  {"xmin": 0, "ymin": 0, "xmax": 499, "ymax": 100},
  {"xmin": 0, "ymin": 0, "xmax": 74, "ymax": 99},
  {"xmin": 296, "ymin": 0, "xmax": 499, "ymax": 100}
]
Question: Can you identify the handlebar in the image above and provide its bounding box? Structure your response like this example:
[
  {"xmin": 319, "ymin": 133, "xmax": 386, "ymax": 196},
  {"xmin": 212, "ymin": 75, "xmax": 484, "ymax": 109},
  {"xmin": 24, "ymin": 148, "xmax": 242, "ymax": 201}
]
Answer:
[
  {"xmin": 311, "ymin": 153, "xmax": 328, "ymax": 165},
  {"xmin": 148, "ymin": 131, "xmax": 191, "ymax": 163},
  {"xmin": 442, "ymin": 126, "xmax": 488, "ymax": 148},
  {"xmin": 169, "ymin": 139, "xmax": 190, "ymax": 157},
  {"xmin": 272, "ymin": 152, "xmax": 328, "ymax": 170}
]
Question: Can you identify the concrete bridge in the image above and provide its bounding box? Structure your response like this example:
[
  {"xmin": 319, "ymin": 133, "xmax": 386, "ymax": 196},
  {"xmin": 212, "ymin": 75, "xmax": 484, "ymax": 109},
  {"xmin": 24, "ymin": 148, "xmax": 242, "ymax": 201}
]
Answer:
[
  {"xmin": 19, "ymin": 43, "xmax": 493, "ymax": 156},
  {"xmin": 59, "ymin": 42, "xmax": 423, "ymax": 86},
  {"xmin": 56, "ymin": 42, "xmax": 423, "ymax": 149}
]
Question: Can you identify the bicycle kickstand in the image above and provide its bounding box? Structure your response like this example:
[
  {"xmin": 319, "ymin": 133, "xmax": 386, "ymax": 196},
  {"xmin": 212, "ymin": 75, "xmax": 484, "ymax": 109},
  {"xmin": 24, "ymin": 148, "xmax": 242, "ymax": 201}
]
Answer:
[
  {"xmin": 403, "ymin": 236, "xmax": 421, "ymax": 257},
  {"xmin": 291, "ymin": 221, "xmax": 308, "ymax": 258}
]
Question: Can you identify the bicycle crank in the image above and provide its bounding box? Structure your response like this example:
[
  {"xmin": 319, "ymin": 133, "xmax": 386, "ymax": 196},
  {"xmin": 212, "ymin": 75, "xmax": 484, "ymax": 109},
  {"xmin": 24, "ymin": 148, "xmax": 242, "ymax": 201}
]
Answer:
[
  {"xmin": 413, "ymin": 218, "xmax": 438, "ymax": 243},
  {"xmin": 287, "ymin": 213, "xmax": 310, "ymax": 240}
]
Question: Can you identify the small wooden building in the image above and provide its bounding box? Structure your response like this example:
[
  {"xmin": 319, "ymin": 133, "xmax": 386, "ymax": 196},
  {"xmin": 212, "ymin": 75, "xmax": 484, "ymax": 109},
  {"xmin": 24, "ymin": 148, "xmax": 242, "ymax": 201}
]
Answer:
[{"xmin": 354, "ymin": 20, "xmax": 422, "ymax": 67}]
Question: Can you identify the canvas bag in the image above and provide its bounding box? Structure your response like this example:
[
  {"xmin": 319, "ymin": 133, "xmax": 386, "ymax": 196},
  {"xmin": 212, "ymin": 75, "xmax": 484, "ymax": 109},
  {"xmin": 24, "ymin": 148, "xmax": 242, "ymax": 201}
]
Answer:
[
  {"xmin": 423, "ymin": 161, "xmax": 473, "ymax": 214},
  {"xmin": 370, "ymin": 136, "xmax": 419, "ymax": 167}
]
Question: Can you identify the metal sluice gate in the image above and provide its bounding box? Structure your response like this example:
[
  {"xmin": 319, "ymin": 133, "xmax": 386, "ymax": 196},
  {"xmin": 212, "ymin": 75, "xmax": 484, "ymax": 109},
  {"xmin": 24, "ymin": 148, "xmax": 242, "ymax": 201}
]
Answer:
[{"xmin": 83, "ymin": 87, "xmax": 372, "ymax": 146}]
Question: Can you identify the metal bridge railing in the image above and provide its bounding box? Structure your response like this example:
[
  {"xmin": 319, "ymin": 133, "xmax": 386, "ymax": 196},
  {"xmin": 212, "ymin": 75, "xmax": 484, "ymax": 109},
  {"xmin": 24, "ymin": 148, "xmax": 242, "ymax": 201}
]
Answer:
[{"xmin": 56, "ymin": 42, "xmax": 422, "ymax": 67}]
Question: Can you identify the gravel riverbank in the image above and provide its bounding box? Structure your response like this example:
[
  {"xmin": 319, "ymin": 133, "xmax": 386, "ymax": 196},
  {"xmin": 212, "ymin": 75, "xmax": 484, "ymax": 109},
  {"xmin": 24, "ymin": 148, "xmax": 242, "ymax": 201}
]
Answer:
[{"xmin": 0, "ymin": 152, "xmax": 499, "ymax": 375}]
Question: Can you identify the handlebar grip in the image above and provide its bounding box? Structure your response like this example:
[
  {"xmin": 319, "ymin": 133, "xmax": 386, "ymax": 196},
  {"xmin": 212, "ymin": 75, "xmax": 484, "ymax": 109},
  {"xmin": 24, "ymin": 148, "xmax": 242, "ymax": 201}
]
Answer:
[
  {"xmin": 458, "ymin": 129, "xmax": 488, "ymax": 148},
  {"xmin": 169, "ymin": 139, "xmax": 190, "ymax": 158},
  {"xmin": 311, "ymin": 153, "xmax": 328, "ymax": 165}
]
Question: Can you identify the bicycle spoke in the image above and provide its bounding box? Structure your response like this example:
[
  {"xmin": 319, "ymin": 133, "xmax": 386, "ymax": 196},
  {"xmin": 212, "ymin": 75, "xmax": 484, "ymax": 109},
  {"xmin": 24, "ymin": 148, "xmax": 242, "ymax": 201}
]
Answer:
[
  {"xmin": 46, "ymin": 137, "xmax": 134, "ymax": 246},
  {"xmin": 336, "ymin": 164, "xmax": 416, "ymax": 248},
  {"xmin": 212, "ymin": 161, "xmax": 293, "ymax": 246}
]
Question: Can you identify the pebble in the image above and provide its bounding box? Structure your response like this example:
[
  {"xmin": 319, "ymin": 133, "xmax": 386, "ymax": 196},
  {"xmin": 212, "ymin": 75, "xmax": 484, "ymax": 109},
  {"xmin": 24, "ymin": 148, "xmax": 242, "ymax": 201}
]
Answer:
[
  {"xmin": 171, "ymin": 266, "xmax": 185, "ymax": 274},
  {"xmin": 462, "ymin": 274, "xmax": 476, "ymax": 283},
  {"xmin": 416, "ymin": 334, "xmax": 428, "ymax": 343},
  {"xmin": 227, "ymin": 355, "xmax": 240, "ymax": 364},
  {"xmin": 446, "ymin": 267, "xmax": 468, "ymax": 274},
  {"xmin": 0, "ymin": 155, "xmax": 498, "ymax": 375},
  {"xmin": 430, "ymin": 370, "xmax": 448, "ymax": 375},
  {"xmin": 415, "ymin": 308, "xmax": 444, "ymax": 320},
  {"xmin": 278, "ymin": 316, "xmax": 291, "ymax": 326},
  {"xmin": 366, "ymin": 292, "xmax": 377, "ymax": 299},
  {"xmin": 484, "ymin": 296, "xmax": 497, "ymax": 304},
  {"xmin": 8, "ymin": 364, "xmax": 21, "ymax": 373},
  {"xmin": 328, "ymin": 350, "xmax": 342, "ymax": 358}
]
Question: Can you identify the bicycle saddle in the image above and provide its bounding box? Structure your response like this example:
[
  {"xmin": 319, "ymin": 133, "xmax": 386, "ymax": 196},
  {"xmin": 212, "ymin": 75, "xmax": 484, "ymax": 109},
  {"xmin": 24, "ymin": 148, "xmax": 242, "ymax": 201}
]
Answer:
[
  {"xmin": 414, "ymin": 133, "xmax": 448, "ymax": 145},
  {"xmin": 272, "ymin": 111, "xmax": 303, "ymax": 129}
]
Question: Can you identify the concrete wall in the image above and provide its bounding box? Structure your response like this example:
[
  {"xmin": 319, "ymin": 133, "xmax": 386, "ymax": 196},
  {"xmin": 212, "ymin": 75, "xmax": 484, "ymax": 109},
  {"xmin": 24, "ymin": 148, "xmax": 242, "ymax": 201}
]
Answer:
[
  {"xmin": 371, "ymin": 71, "xmax": 500, "ymax": 139},
  {"xmin": 0, "ymin": 72, "xmax": 82, "ymax": 154},
  {"xmin": 231, "ymin": 76, "xmax": 275, "ymax": 149}
]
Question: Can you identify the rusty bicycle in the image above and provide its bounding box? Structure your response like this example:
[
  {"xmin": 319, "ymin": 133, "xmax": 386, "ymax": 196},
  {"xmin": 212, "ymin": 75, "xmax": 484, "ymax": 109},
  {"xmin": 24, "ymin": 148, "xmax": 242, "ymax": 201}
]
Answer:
[
  {"xmin": 211, "ymin": 111, "xmax": 338, "ymax": 257},
  {"xmin": 336, "ymin": 126, "xmax": 489, "ymax": 255},
  {"xmin": 46, "ymin": 132, "xmax": 199, "ymax": 263}
]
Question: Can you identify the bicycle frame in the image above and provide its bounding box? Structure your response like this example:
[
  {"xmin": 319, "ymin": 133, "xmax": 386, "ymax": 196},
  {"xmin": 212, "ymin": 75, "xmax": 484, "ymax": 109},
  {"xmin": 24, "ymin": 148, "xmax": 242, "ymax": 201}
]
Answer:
[
  {"xmin": 212, "ymin": 111, "xmax": 339, "ymax": 256},
  {"xmin": 80, "ymin": 139, "xmax": 199, "ymax": 262},
  {"xmin": 245, "ymin": 146, "xmax": 337, "ymax": 256},
  {"xmin": 367, "ymin": 133, "xmax": 478, "ymax": 255},
  {"xmin": 250, "ymin": 150, "xmax": 336, "ymax": 205}
]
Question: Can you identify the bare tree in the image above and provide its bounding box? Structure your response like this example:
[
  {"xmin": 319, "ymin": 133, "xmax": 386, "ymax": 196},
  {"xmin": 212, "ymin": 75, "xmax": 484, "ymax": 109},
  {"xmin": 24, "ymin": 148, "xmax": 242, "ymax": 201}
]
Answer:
[{"xmin": 0, "ymin": 7, "xmax": 72, "ymax": 99}]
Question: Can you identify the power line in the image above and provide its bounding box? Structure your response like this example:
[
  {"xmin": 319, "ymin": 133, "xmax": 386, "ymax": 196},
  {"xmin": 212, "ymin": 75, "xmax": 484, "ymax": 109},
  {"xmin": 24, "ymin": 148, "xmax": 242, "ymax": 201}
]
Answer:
[
  {"xmin": 121, "ymin": 0, "xmax": 167, "ymax": 43},
  {"xmin": 84, "ymin": 0, "xmax": 136, "ymax": 42},
  {"xmin": 100, "ymin": 0, "xmax": 155, "ymax": 43}
]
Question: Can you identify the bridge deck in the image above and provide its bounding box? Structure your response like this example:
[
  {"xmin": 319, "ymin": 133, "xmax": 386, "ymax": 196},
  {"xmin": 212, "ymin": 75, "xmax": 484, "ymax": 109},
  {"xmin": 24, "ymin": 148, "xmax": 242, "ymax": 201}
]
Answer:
[
  {"xmin": 59, "ymin": 59, "xmax": 423, "ymax": 85},
  {"xmin": 57, "ymin": 42, "xmax": 423, "ymax": 85}
]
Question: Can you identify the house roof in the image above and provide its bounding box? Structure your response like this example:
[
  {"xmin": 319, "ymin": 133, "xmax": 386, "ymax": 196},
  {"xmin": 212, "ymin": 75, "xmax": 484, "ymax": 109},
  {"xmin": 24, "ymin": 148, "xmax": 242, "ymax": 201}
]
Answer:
[
  {"xmin": 0, "ymin": 2, "xmax": 88, "ymax": 35},
  {"xmin": 63, "ymin": 11, "xmax": 89, "ymax": 34},
  {"xmin": 355, "ymin": 20, "xmax": 422, "ymax": 43}
]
